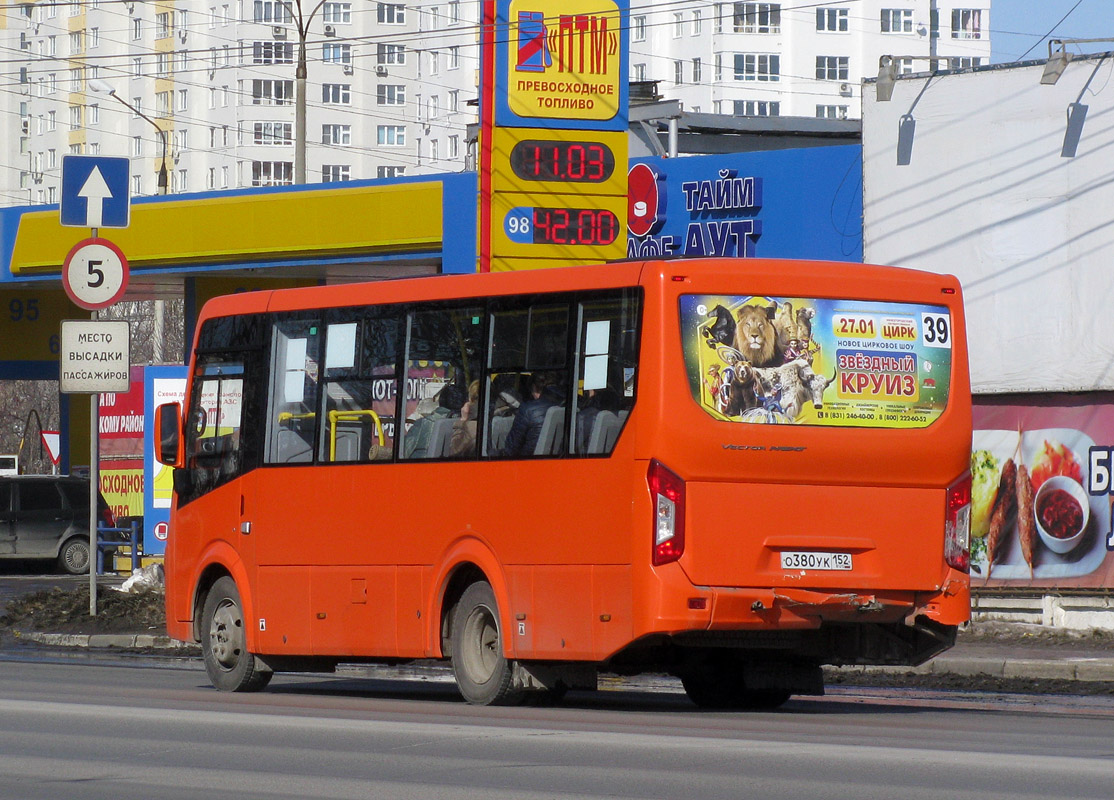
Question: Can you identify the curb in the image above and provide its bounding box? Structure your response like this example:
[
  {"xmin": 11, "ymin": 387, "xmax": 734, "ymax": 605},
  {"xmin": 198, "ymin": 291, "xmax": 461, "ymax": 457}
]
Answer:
[
  {"xmin": 831, "ymin": 653, "xmax": 1114, "ymax": 683},
  {"xmin": 14, "ymin": 631, "xmax": 196, "ymax": 650}
]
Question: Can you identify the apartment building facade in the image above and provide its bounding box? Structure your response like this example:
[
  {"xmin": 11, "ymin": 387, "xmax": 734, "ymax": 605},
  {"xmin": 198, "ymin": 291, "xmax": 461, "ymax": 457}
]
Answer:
[
  {"xmin": 4, "ymin": 0, "xmax": 480, "ymax": 205},
  {"xmin": 632, "ymin": 1, "xmax": 990, "ymax": 120},
  {"xmin": 3, "ymin": 2, "xmax": 990, "ymax": 207}
]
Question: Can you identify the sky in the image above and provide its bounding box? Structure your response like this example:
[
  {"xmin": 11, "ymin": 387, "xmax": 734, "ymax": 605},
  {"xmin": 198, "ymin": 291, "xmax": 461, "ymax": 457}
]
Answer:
[{"xmin": 991, "ymin": 0, "xmax": 1114, "ymax": 63}]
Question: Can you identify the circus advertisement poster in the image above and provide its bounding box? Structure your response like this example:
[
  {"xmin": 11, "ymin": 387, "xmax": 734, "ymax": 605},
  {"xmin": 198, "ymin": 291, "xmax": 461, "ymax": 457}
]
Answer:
[
  {"xmin": 973, "ymin": 397, "xmax": 1114, "ymax": 589},
  {"xmin": 680, "ymin": 294, "xmax": 953, "ymax": 428}
]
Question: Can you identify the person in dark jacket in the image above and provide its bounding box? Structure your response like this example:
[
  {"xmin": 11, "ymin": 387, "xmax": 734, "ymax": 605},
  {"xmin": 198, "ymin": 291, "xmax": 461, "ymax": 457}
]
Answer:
[{"xmin": 500, "ymin": 372, "xmax": 563, "ymax": 456}]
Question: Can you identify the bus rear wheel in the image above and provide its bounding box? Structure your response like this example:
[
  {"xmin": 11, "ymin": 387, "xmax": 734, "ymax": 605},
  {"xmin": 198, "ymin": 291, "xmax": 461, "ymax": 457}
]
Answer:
[
  {"xmin": 680, "ymin": 658, "xmax": 793, "ymax": 711},
  {"xmin": 451, "ymin": 581, "xmax": 524, "ymax": 706},
  {"xmin": 201, "ymin": 576, "xmax": 273, "ymax": 693}
]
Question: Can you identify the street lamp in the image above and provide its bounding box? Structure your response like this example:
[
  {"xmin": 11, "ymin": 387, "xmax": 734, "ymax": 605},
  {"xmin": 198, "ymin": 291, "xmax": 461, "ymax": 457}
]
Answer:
[
  {"xmin": 89, "ymin": 78, "xmax": 168, "ymax": 195},
  {"xmin": 281, "ymin": 0, "xmax": 329, "ymax": 184}
]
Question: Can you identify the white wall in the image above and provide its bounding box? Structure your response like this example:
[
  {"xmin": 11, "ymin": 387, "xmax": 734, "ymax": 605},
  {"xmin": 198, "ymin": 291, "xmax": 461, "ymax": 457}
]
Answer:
[{"xmin": 863, "ymin": 55, "xmax": 1114, "ymax": 393}]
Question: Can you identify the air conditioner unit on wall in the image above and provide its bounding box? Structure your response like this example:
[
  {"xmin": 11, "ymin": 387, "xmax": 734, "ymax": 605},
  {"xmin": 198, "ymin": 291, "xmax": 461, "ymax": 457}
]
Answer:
[
  {"xmin": 324, "ymin": 24, "xmax": 336, "ymax": 37},
  {"xmin": 343, "ymin": 64, "xmax": 353, "ymax": 75},
  {"xmin": 375, "ymin": 65, "xmax": 388, "ymax": 77},
  {"xmin": 839, "ymin": 83, "xmax": 853, "ymax": 97},
  {"xmin": 273, "ymin": 26, "xmax": 287, "ymax": 38}
]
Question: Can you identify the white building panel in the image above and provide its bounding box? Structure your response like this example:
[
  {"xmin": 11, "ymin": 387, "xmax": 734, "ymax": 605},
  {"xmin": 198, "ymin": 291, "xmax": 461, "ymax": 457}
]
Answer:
[{"xmin": 863, "ymin": 56, "xmax": 1114, "ymax": 393}]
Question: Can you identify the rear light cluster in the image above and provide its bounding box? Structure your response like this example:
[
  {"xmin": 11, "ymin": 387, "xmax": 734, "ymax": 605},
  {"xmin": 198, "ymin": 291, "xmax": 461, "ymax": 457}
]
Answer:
[
  {"xmin": 648, "ymin": 459, "xmax": 686, "ymax": 566},
  {"xmin": 944, "ymin": 473, "xmax": 972, "ymax": 573}
]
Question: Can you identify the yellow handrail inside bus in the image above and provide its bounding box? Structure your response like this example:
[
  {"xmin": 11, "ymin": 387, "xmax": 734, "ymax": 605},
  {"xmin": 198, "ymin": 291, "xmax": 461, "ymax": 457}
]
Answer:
[{"xmin": 328, "ymin": 409, "xmax": 385, "ymax": 461}]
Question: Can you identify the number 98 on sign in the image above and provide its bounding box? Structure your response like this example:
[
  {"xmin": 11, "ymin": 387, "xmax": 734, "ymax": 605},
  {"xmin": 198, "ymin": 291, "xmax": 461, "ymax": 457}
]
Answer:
[{"xmin": 62, "ymin": 237, "xmax": 130, "ymax": 311}]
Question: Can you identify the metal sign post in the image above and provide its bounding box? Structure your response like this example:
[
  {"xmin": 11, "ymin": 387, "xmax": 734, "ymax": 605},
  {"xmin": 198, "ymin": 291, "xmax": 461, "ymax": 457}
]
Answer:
[{"xmin": 60, "ymin": 318, "xmax": 130, "ymax": 615}]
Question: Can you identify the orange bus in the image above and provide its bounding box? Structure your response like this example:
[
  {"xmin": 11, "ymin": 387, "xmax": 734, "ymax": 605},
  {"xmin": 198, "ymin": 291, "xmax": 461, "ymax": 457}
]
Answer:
[{"xmin": 154, "ymin": 258, "xmax": 972, "ymax": 708}]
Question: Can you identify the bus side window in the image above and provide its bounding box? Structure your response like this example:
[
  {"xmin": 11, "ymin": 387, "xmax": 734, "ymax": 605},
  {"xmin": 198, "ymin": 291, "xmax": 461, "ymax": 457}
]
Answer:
[
  {"xmin": 318, "ymin": 312, "xmax": 399, "ymax": 462},
  {"xmin": 264, "ymin": 318, "xmax": 322, "ymax": 465},
  {"xmin": 573, "ymin": 291, "xmax": 641, "ymax": 456},
  {"xmin": 486, "ymin": 300, "xmax": 570, "ymax": 458},
  {"xmin": 400, "ymin": 305, "xmax": 483, "ymax": 460}
]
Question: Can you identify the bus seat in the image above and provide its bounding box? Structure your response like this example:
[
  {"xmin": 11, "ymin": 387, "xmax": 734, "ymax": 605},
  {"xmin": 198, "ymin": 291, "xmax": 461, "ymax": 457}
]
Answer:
[
  {"xmin": 427, "ymin": 417, "xmax": 455, "ymax": 458},
  {"xmin": 333, "ymin": 425, "xmax": 361, "ymax": 462},
  {"xmin": 586, "ymin": 410, "xmax": 621, "ymax": 454},
  {"xmin": 534, "ymin": 406, "xmax": 565, "ymax": 456},
  {"xmin": 618, "ymin": 409, "xmax": 629, "ymax": 423},
  {"xmin": 276, "ymin": 429, "xmax": 313, "ymax": 463},
  {"xmin": 489, "ymin": 415, "xmax": 513, "ymax": 452}
]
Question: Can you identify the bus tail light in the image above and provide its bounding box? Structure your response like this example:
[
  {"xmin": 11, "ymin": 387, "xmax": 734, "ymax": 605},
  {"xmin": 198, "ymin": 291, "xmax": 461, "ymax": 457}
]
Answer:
[
  {"xmin": 944, "ymin": 473, "xmax": 971, "ymax": 573},
  {"xmin": 649, "ymin": 459, "xmax": 686, "ymax": 566}
]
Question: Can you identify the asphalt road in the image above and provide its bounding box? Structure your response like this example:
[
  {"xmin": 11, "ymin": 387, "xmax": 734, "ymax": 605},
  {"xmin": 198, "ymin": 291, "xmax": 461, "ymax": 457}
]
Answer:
[{"xmin": 2, "ymin": 656, "xmax": 1114, "ymax": 800}]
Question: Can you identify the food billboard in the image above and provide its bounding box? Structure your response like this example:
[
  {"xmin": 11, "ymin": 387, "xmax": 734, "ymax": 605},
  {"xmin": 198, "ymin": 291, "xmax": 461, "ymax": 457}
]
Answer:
[{"xmin": 972, "ymin": 397, "xmax": 1114, "ymax": 588}]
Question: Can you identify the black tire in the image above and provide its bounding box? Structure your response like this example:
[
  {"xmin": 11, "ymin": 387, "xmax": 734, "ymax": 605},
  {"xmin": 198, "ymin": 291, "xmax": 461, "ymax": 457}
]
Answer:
[
  {"xmin": 450, "ymin": 581, "xmax": 524, "ymax": 706},
  {"xmin": 680, "ymin": 659, "xmax": 792, "ymax": 711},
  {"xmin": 57, "ymin": 537, "xmax": 90, "ymax": 575},
  {"xmin": 200, "ymin": 576, "xmax": 272, "ymax": 692}
]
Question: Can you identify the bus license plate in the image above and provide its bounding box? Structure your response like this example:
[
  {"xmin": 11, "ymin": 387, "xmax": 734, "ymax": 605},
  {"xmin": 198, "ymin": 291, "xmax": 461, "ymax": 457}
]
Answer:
[{"xmin": 780, "ymin": 551, "xmax": 853, "ymax": 571}]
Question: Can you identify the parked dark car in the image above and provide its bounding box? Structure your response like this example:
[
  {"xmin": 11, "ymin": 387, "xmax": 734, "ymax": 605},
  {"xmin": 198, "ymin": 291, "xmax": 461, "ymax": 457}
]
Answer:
[{"xmin": 0, "ymin": 476, "xmax": 117, "ymax": 574}]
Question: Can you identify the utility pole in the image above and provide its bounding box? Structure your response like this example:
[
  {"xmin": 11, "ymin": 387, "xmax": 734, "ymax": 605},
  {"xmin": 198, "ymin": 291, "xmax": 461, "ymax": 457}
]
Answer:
[{"xmin": 286, "ymin": 0, "xmax": 328, "ymax": 184}]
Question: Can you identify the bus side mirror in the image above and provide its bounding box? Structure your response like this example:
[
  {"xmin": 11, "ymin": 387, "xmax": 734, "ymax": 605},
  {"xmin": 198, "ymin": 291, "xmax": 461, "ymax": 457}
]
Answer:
[{"xmin": 155, "ymin": 402, "xmax": 184, "ymax": 468}]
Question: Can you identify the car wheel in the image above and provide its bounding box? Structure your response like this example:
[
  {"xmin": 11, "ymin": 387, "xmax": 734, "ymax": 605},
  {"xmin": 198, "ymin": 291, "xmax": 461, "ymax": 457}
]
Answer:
[
  {"xmin": 680, "ymin": 658, "xmax": 792, "ymax": 711},
  {"xmin": 201, "ymin": 576, "xmax": 272, "ymax": 692},
  {"xmin": 450, "ymin": 581, "xmax": 524, "ymax": 706},
  {"xmin": 57, "ymin": 537, "xmax": 90, "ymax": 575}
]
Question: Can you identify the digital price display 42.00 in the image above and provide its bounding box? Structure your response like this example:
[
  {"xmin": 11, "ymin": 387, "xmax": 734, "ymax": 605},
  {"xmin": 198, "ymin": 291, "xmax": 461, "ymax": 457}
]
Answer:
[
  {"xmin": 509, "ymin": 140, "xmax": 616, "ymax": 183},
  {"xmin": 505, "ymin": 207, "xmax": 620, "ymax": 246}
]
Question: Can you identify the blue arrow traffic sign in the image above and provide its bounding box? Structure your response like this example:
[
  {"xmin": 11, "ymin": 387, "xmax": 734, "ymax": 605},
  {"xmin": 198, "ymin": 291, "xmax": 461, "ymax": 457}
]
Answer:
[{"xmin": 60, "ymin": 155, "xmax": 131, "ymax": 229}]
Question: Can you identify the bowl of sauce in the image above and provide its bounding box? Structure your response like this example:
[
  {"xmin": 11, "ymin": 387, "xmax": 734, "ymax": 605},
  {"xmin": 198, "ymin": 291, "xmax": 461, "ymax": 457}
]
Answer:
[{"xmin": 1034, "ymin": 475, "xmax": 1090, "ymax": 555}]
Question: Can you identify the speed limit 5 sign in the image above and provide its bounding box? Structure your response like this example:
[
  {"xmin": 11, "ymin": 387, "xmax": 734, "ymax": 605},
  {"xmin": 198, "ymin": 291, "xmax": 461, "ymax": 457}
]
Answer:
[{"xmin": 62, "ymin": 237, "xmax": 129, "ymax": 311}]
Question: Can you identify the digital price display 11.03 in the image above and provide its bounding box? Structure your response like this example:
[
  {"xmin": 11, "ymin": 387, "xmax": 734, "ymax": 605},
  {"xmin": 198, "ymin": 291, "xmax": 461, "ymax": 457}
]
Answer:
[
  {"xmin": 504, "ymin": 207, "xmax": 621, "ymax": 246},
  {"xmin": 509, "ymin": 140, "xmax": 616, "ymax": 183}
]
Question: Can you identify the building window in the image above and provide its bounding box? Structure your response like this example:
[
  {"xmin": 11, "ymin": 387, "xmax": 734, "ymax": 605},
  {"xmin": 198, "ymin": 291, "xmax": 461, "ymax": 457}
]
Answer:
[
  {"xmin": 323, "ymin": 43, "xmax": 352, "ymax": 64},
  {"xmin": 177, "ymin": 89, "xmax": 188, "ymax": 111},
  {"xmin": 816, "ymin": 56, "xmax": 849, "ymax": 81},
  {"xmin": 69, "ymin": 105, "xmax": 82, "ymax": 130},
  {"xmin": 692, "ymin": 10, "xmax": 702, "ymax": 35},
  {"xmin": 156, "ymin": 12, "xmax": 172, "ymax": 39},
  {"xmin": 693, "ymin": 58, "xmax": 702, "ymax": 83},
  {"xmin": 322, "ymin": 124, "xmax": 352, "ymax": 144},
  {"xmin": 156, "ymin": 52, "xmax": 171, "ymax": 76},
  {"xmin": 252, "ymin": 79, "xmax": 294, "ymax": 105},
  {"xmin": 378, "ymin": 43, "xmax": 405, "ymax": 64},
  {"xmin": 734, "ymin": 53, "xmax": 780, "ymax": 82},
  {"xmin": 733, "ymin": 100, "xmax": 780, "ymax": 117},
  {"xmin": 734, "ymin": 3, "xmax": 780, "ymax": 34},
  {"xmin": 322, "ymin": 2, "xmax": 351, "ymax": 24},
  {"xmin": 881, "ymin": 9, "xmax": 913, "ymax": 33},
  {"xmin": 254, "ymin": 121, "xmax": 293, "ymax": 145},
  {"xmin": 254, "ymin": 41, "xmax": 294, "ymax": 64},
  {"xmin": 632, "ymin": 15, "xmax": 646, "ymax": 42},
  {"xmin": 673, "ymin": 12, "xmax": 684, "ymax": 37},
  {"xmin": 952, "ymin": 8, "xmax": 982, "ymax": 39},
  {"xmin": 948, "ymin": 56, "xmax": 983, "ymax": 69},
  {"xmin": 449, "ymin": 135, "xmax": 459, "ymax": 158},
  {"xmin": 633, "ymin": 63, "xmax": 646, "ymax": 81},
  {"xmin": 378, "ymin": 166, "xmax": 405, "ymax": 178},
  {"xmin": 322, "ymin": 83, "xmax": 351, "ymax": 104},
  {"xmin": 156, "ymin": 91, "xmax": 170, "ymax": 116},
  {"xmin": 817, "ymin": 7, "xmax": 850, "ymax": 31},
  {"xmin": 132, "ymin": 56, "xmax": 143, "ymax": 77},
  {"xmin": 252, "ymin": 161, "xmax": 293, "ymax": 186},
  {"xmin": 133, "ymin": 136, "xmax": 143, "ymax": 156},
  {"xmin": 449, "ymin": 45, "xmax": 460, "ymax": 69},
  {"xmin": 816, "ymin": 104, "xmax": 848, "ymax": 120},
  {"xmin": 674, "ymin": 60, "xmax": 684, "ymax": 85},
  {"xmin": 254, "ymin": 0, "xmax": 292, "ymax": 23},
  {"xmin": 69, "ymin": 30, "xmax": 82, "ymax": 54},
  {"xmin": 377, "ymin": 84, "xmax": 405, "ymax": 105},
  {"xmin": 322, "ymin": 165, "xmax": 351, "ymax": 182},
  {"xmin": 378, "ymin": 3, "xmax": 404, "ymax": 24}
]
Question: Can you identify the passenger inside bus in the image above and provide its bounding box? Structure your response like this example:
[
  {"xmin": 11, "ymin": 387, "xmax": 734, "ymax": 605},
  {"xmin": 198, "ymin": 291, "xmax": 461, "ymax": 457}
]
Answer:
[
  {"xmin": 500, "ymin": 372, "xmax": 565, "ymax": 457},
  {"xmin": 403, "ymin": 384, "xmax": 466, "ymax": 459},
  {"xmin": 450, "ymin": 380, "xmax": 480, "ymax": 458}
]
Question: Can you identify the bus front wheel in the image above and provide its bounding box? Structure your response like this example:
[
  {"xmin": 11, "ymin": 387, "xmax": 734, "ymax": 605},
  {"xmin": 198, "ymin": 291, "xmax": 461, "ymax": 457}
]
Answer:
[
  {"xmin": 450, "ymin": 581, "xmax": 524, "ymax": 706},
  {"xmin": 201, "ymin": 576, "xmax": 273, "ymax": 692}
]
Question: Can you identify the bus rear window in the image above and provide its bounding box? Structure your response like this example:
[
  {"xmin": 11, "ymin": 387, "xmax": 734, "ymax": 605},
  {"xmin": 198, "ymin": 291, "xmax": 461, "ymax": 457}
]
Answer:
[{"xmin": 680, "ymin": 294, "xmax": 954, "ymax": 428}]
